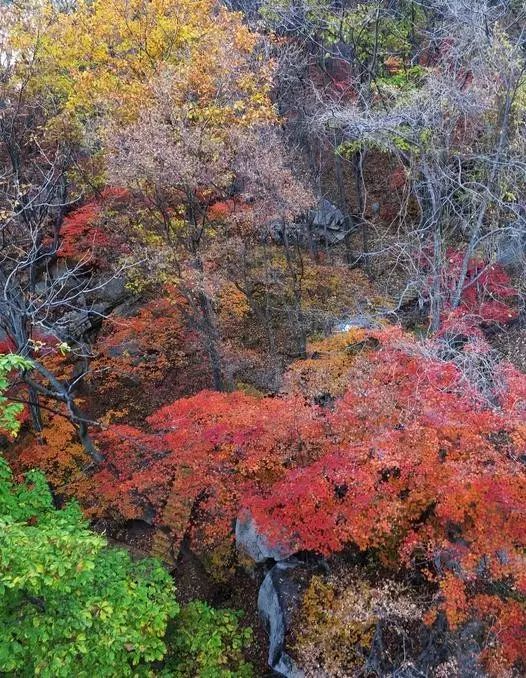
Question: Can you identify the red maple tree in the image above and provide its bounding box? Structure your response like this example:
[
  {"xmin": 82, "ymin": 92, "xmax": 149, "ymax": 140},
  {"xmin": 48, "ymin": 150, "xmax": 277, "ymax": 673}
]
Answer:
[{"xmin": 92, "ymin": 327, "xmax": 525, "ymax": 672}]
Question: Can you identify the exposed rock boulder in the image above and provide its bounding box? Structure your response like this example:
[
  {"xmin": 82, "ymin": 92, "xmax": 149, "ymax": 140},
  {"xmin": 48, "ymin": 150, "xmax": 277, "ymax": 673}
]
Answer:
[
  {"xmin": 258, "ymin": 559, "xmax": 306, "ymax": 678},
  {"xmin": 106, "ymin": 340, "xmax": 141, "ymax": 359},
  {"xmin": 95, "ymin": 275, "xmax": 128, "ymax": 305},
  {"xmin": 56, "ymin": 276, "xmax": 132, "ymax": 341},
  {"xmin": 235, "ymin": 512, "xmax": 295, "ymax": 563},
  {"xmin": 58, "ymin": 309, "xmax": 95, "ymax": 340},
  {"xmin": 270, "ymin": 199, "xmax": 354, "ymax": 247},
  {"xmin": 309, "ymin": 199, "xmax": 352, "ymax": 245}
]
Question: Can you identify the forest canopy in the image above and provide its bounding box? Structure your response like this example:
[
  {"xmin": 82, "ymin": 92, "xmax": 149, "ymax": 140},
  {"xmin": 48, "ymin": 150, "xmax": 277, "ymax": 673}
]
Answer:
[{"xmin": 1, "ymin": 1, "xmax": 525, "ymax": 676}]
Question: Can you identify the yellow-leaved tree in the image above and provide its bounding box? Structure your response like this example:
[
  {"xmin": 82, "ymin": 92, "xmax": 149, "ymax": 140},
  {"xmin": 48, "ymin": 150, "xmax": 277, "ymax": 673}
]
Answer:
[
  {"xmin": 9, "ymin": 0, "xmax": 275, "ymax": 127},
  {"xmin": 3, "ymin": 0, "xmax": 283, "ymax": 397}
]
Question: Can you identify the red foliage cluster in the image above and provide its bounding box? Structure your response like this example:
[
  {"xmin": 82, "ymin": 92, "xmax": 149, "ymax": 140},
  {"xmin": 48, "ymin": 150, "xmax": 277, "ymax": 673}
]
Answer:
[
  {"xmin": 95, "ymin": 326, "xmax": 526, "ymax": 671},
  {"xmin": 59, "ymin": 202, "xmax": 109, "ymax": 263},
  {"xmin": 248, "ymin": 330, "xmax": 526, "ymax": 672},
  {"xmin": 449, "ymin": 251, "xmax": 515, "ymax": 318},
  {"xmin": 207, "ymin": 199, "xmax": 238, "ymax": 221},
  {"xmin": 59, "ymin": 188, "xmax": 130, "ymax": 266},
  {"xmin": 89, "ymin": 289, "xmax": 211, "ymax": 420},
  {"xmin": 94, "ymin": 390, "xmax": 325, "ymax": 547},
  {"xmin": 447, "ymin": 251, "xmax": 517, "ymax": 323},
  {"xmin": 426, "ymin": 249, "xmax": 517, "ymax": 334},
  {"xmin": 389, "ymin": 165, "xmax": 407, "ymax": 191},
  {"xmin": 0, "ymin": 339, "xmax": 15, "ymax": 354}
]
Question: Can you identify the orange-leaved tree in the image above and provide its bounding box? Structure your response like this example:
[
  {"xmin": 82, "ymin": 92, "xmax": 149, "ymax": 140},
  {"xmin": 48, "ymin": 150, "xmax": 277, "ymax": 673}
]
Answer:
[
  {"xmin": 89, "ymin": 289, "xmax": 212, "ymax": 422},
  {"xmin": 94, "ymin": 390, "xmax": 327, "ymax": 556},
  {"xmin": 96, "ymin": 327, "xmax": 526, "ymax": 672},
  {"xmin": 247, "ymin": 328, "xmax": 526, "ymax": 674}
]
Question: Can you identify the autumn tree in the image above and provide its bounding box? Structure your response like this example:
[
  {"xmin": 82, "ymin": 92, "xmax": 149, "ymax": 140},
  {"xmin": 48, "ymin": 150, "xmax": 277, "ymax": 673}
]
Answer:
[
  {"xmin": 96, "ymin": 327, "xmax": 526, "ymax": 672},
  {"xmin": 247, "ymin": 328, "xmax": 526, "ymax": 673},
  {"xmin": 5, "ymin": 0, "xmax": 322, "ymax": 400},
  {"xmin": 0, "ymin": 0, "xmax": 299, "ymax": 456},
  {"xmin": 0, "ymin": 4, "xmax": 135, "ymax": 459},
  {"xmin": 316, "ymin": 0, "xmax": 526, "ymax": 331},
  {"xmin": 105, "ymin": 71, "xmax": 313, "ymax": 386},
  {"xmin": 19, "ymin": 0, "xmax": 312, "ymax": 390},
  {"xmin": 94, "ymin": 390, "xmax": 326, "ymax": 560}
]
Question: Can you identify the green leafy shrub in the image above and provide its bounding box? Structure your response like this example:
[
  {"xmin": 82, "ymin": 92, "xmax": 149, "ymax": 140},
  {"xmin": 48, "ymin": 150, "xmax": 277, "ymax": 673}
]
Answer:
[
  {"xmin": 164, "ymin": 601, "xmax": 253, "ymax": 678},
  {"xmin": 0, "ymin": 458, "xmax": 254, "ymax": 676},
  {"xmin": 0, "ymin": 458, "xmax": 178, "ymax": 677},
  {"xmin": 0, "ymin": 353, "xmax": 33, "ymax": 437}
]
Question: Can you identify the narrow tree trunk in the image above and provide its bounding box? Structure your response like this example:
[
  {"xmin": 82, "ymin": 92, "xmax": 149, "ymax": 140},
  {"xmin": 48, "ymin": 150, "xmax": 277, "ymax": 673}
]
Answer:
[
  {"xmin": 353, "ymin": 150, "xmax": 369, "ymax": 272},
  {"xmin": 283, "ymin": 223, "xmax": 307, "ymax": 358},
  {"xmin": 199, "ymin": 290, "xmax": 226, "ymax": 392},
  {"xmin": 429, "ymin": 219, "xmax": 443, "ymax": 333},
  {"xmin": 334, "ymin": 142, "xmax": 354, "ymax": 265}
]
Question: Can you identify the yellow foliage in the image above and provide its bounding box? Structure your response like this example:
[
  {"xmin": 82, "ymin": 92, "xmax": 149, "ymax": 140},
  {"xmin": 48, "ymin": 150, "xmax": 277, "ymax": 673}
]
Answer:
[
  {"xmin": 218, "ymin": 282, "xmax": 251, "ymax": 332},
  {"xmin": 296, "ymin": 575, "xmax": 377, "ymax": 677},
  {"xmin": 284, "ymin": 328, "xmax": 381, "ymax": 400},
  {"xmin": 301, "ymin": 265, "xmax": 380, "ymax": 315},
  {"xmin": 296, "ymin": 572, "xmax": 424, "ymax": 678},
  {"xmin": 203, "ymin": 539, "xmax": 239, "ymax": 582},
  {"xmin": 235, "ymin": 382, "xmax": 265, "ymax": 398},
  {"xmin": 10, "ymin": 0, "xmax": 275, "ymax": 127}
]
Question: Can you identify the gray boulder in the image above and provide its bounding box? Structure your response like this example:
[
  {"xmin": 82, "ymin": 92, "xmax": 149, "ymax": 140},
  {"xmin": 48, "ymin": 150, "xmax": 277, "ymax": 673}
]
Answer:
[
  {"xmin": 269, "ymin": 200, "xmax": 353, "ymax": 247},
  {"xmin": 236, "ymin": 513, "xmax": 295, "ymax": 563},
  {"xmin": 258, "ymin": 559, "xmax": 305, "ymax": 678},
  {"xmin": 495, "ymin": 228, "xmax": 526, "ymax": 267},
  {"xmin": 106, "ymin": 340, "xmax": 141, "ymax": 358},
  {"xmin": 96, "ymin": 275, "xmax": 128, "ymax": 305},
  {"xmin": 309, "ymin": 199, "xmax": 351, "ymax": 245},
  {"xmin": 57, "ymin": 309, "xmax": 94, "ymax": 339}
]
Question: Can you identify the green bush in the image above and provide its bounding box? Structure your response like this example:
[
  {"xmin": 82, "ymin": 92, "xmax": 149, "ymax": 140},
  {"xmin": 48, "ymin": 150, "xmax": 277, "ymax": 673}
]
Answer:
[
  {"xmin": 164, "ymin": 601, "xmax": 253, "ymax": 678},
  {"xmin": 0, "ymin": 458, "xmax": 254, "ymax": 676},
  {"xmin": 0, "ymin": 458, "xmax": 176, "ymax": 676}
]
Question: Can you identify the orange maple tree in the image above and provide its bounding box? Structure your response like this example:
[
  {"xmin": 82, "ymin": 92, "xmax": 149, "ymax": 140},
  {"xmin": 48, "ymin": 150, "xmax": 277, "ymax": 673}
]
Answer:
[
  {"xmin": 248, "ymin": 328, "xmax": 526, "ymax": 672},
  {"xmin": 94, "ymin": 389, "xmax": 326, "ymax": 550},
  {"xmin": 89, "ymin": 288, "xmax": 211, "ymax": 421},
  {"xmin": 94, "ymin": 326, "xmax": 526, "ymax": 672}
]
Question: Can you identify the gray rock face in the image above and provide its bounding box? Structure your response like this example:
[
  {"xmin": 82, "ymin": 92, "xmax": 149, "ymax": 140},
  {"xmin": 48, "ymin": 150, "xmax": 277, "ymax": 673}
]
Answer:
[
  {"xmin": 235, "ymin": 513, "xmax": 295, "ymax": 563},
  {"xmin": 236, "ymin": 513, "xmax": 312, "ymax": 675},
  {"xmin": 96, "ymin": 275, "xmax": 127, "ymax": 304},
  {"xmin": 258, "ymin": 559, "xmax": 305, "ymax": 678},
  {"xmin": 309, "ymin": 199, "xmax": 351, "ymax": 245},
  {"xmin": 56, "ymin": 276, "xmax": 131, "ymax": 341},
  {"xmin": 106, "ymin": 340, "xmax": 141, "ymax": 359},
  {"xmin": 58, "ymin": 309, "xmax": 94, "ymax": 339},
  {"xmin": 270, "ymin": 200, "xmax": 352, "ymax": 246},
  {"xmin": 495, "ymin": 228, "xmax": 526, "ymax": 267}
]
